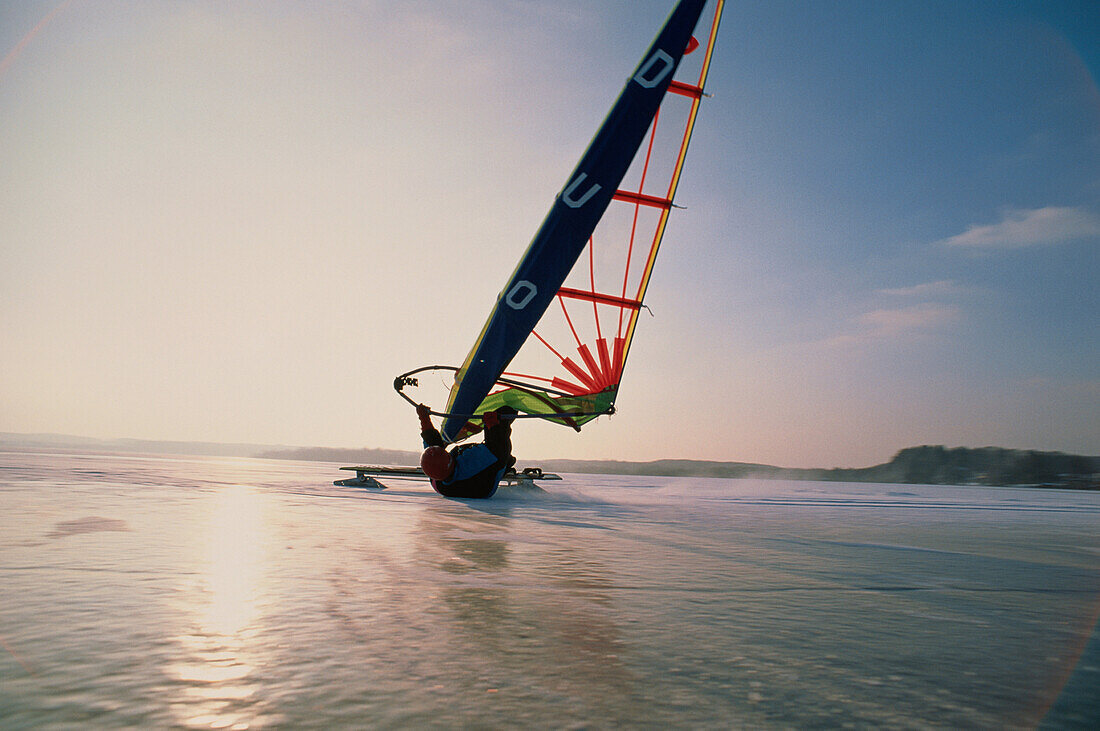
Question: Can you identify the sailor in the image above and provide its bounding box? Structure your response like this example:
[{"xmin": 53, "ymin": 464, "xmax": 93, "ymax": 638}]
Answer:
[{"xmin": 417, "ymin": 403, "xmax": 517, "ymax": 499}]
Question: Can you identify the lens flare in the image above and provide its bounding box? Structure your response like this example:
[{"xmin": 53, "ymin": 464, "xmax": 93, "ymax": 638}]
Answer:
[{"xmin": 0, "ymin": 0, "xmax": 73, "ymax": 80}]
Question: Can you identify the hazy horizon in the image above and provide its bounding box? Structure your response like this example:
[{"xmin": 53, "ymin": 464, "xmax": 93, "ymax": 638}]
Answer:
[
  {"xmin": 3, "ymin": 429, "xmax": 1098, "ymax": 476},
  {"xmin": 2, "ymin": 1, "xmax": 1098, "ymax": 468}
]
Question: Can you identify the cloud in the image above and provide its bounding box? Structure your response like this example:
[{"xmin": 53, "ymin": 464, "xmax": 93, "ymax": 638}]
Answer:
[
  {"xmin": 814, "ymin": 304, "xmax": 960, "ymax": 349},
  {"xmin": 940, "ymin": 206, "xmax": 1100, "ymax": 249},
  {"xmin": 857, "ymin": 304, "xmax": 959, "ymax": 336},
  {"xmin": 877, "ymin": 280, "xmax": 961, "ymax": 298}
]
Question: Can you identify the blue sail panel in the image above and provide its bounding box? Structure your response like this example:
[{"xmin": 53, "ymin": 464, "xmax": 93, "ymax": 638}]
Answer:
[{"xmin": 441, "ymin": 0, "xmax": 709, "ymax": 442}]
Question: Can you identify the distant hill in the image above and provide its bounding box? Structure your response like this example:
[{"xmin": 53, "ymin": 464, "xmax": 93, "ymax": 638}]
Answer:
[
  {"xmin": 540, "ymin": 446, "xmax": 1099, "ymax": 489},
  {"xmin": 2, "ymin": 432, "xmax": 1096, "ymax": 489},
  {"xmin": 821, "ymin": 445, "xmax": 1100, "ymax": 489}
]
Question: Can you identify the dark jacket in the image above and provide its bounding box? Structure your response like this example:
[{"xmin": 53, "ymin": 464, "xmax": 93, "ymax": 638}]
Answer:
[{"xmin": 421, "ymin": 419, "xmax": 515, "ymax": 499}]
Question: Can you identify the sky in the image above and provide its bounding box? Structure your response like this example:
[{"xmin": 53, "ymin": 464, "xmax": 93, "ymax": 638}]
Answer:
[{"xmin": 1, "ymin": 0, "xmax": 1098, "ymax": 468}]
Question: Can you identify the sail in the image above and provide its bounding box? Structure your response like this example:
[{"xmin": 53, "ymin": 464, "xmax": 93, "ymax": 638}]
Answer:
[{"xmin": 398, "ymin": 0, "xmax": 724, "ymax": 443}]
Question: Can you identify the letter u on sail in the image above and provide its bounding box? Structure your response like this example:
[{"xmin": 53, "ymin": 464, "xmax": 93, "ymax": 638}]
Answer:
[{"xmin": 561, "ymin": 173, "xmax": 602, "ymax": 209}]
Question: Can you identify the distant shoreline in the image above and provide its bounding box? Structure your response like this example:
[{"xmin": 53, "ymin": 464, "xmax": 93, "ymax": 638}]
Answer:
[{"xmin": 1, "ymin": 432, "xmax": 1096, "ymax": 490}]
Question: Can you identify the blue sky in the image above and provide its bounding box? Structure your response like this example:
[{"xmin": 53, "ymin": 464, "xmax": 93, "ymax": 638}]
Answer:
[{"xmin": 1, "ymin": 0, "xmax": 1097, "ymax": 467}]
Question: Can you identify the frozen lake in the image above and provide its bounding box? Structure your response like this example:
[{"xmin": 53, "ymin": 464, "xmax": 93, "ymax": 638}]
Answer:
[{"xmin": 2, "ymin": 450, "xmax": 1098, "ymax": 728}]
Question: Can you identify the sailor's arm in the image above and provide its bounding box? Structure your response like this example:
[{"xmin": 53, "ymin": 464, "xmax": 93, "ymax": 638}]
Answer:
[{"xmin": 418, "ymin": 404, "xmax": 445, "ymax": 448}]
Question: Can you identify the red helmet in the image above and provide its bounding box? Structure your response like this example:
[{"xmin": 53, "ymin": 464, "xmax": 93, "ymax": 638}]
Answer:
[{"xmin": 420, "ymin": 446, "xmax": 455, "ymax": 481}]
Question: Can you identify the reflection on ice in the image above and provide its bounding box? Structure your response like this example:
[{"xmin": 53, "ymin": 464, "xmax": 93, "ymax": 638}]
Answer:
[
  {"xmin": 168, "ymin": 485, "xmax": 269, "ymax": 729},
  {"xmin": 203, "ymin": 486, "xmax": 264, "ymax": 636},
  {"xmin": 408, "ymin": 509, "xmax": 641, "ymax": 720}
]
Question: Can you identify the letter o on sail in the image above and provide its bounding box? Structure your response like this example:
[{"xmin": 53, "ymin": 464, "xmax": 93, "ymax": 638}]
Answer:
[
  {"xmin": 505, "ymin": 280, "xmax": 537, "ymax": 310},
  {"xmin": 561, "ymin": 172, "xmax": 601, "ymax": 209},
  {"xmin": 633, "ymin": 49, "xmax": 675, "ymax": 89}
]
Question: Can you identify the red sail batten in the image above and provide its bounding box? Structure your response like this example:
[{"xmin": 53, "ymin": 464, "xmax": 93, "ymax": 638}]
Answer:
[
  {"xmin": 612, "ymin": 189, "xmax": 674, "ymax": 210},
  {"xmin": 551, "ymin": 376, "xmax": 590, "ymax": 396},
  {"xmin": 561, "ymin": 357, "xmax": 601, "ymax": 393},
  {"xmin": 668, "ymin": 80, "xmax": 703, "ymax": 99},
  {"xmin": 611, "ymin": 336, "xmax": 626, "ymax": 383},
  {"xmin": 576, "ymin": 344, "xmax": 607, "ymax": 389},
  {"xmin": 557, "ymin": 286, "xmax": 642, "ymax": 310},
  {"xmin": 597, "ymin": 338, "xmax": 613, "ymax": 386}
]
